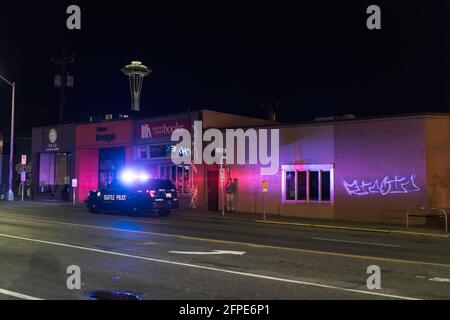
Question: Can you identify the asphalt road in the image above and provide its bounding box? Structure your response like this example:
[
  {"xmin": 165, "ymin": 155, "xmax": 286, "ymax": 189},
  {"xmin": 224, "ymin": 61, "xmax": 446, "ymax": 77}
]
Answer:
[{"xmin": 0, "ymin": 202, "xmax": 450, "ymax": 300}]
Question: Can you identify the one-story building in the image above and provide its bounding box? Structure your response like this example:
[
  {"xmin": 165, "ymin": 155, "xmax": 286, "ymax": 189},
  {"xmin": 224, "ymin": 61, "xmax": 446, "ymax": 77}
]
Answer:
[
  {"xmin": 31, "ymin": 112, "xmax": 449, "ymax": 225},
  {"xmin": 223, "ymin": 113, "xmax": 450, "ymax": 224}
]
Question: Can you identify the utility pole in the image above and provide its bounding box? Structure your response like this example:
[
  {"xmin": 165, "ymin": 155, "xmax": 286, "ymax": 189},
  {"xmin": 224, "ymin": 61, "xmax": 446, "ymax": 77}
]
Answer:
[
  {"xmin": 0, "ymin": 73, "xmax": 16, "ymax": 201},
  {"xmin": 52, "ymin": 51, "xmax": 75, "ymax": 124}
]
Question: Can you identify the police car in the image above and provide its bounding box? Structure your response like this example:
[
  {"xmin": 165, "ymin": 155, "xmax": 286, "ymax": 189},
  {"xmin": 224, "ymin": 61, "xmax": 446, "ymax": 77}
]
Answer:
[{"xmin": 86, "ymin": 171, "xmax": 179, "ymax": 216}]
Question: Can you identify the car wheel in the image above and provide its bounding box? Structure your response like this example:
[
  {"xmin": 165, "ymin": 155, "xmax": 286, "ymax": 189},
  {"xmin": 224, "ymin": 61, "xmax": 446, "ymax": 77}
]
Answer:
[
  {"xmin": 158, "ymin": 209, "xmax": 171, "ymax": 217},
  {"xmin": 130, "ymin": 206, "xmax": 142, "ymax": 217},
  {"xmin": 89, "ymin": 203, "xmax": 100, "ymax": 214}
]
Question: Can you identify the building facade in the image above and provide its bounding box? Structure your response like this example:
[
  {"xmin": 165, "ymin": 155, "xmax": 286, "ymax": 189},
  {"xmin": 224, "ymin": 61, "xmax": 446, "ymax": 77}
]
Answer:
[
  {"xmin": 224, "ymin": 114, "xmax": 450, "ymax": 224},
  {"xmin": 30, "ymin": 112, "xmax": 449, "ymax": 225},
  {"xmin": 31, "ymin": 124, "xmax": 76, "ymax": 202}
]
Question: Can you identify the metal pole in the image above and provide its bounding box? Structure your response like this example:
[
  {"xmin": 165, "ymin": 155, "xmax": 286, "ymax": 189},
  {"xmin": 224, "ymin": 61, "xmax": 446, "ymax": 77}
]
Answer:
[
  {"xmin": 21, "ymin": 180, "xmax": 24, "ymax": 202},
  {"xmin": 73, "ymin": 187, "xmax": 76, "ymax": 206},
  {"xmin": 8, "ymin": 82, "xmax": 15, "ymax": 201},
  {"xmin": 221, "ymin": 162, "xmax": 225, "ymax": 217},
  {"xmin": 263, "ymin": 192, "xmax": 266, "ymax": 221}
]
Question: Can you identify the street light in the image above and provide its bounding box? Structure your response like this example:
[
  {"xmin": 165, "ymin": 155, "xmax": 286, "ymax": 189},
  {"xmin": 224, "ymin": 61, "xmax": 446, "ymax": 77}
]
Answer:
[{"xmin": 0, "ymin": 73, "xmax": 16, "ymax": 201}]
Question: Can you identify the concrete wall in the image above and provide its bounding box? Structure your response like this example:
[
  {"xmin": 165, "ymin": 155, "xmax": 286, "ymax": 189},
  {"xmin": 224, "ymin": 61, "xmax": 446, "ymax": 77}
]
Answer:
[
  {"xmin": 224, "ymin": 116, "xmax": 446, "ymax": 224},
  {"xmin": 334, "ymin": 118, "xmax": 427, "ymax": 223},
  {"xmin": 425, "ymin": 116, "xmax": 450, "ymax": 210},
  {"xmin": 225, "ymin": 124, "xmax": 334, "ymax": 218}
]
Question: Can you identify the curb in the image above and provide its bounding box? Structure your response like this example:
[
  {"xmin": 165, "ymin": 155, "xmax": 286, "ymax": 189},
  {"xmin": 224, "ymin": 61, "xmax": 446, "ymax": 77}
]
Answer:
[{"xmin": 255, "ymin": 220, "xmax": 450, "ymax": 238}]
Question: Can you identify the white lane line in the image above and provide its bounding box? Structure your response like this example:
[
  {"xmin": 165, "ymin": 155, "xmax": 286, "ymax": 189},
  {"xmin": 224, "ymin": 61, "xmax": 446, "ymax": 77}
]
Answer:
[
  {"xmin": 0, "ymin": 288, "xmax": 43, "ymax": 300},
  {"xmin": 0, "ymin": 232, "xmax": 418, "ymax": 300},
  {"xmin": 118, "ymin": 219, "xmax": 169, "ymax": 226},
  {"xmin": 169, "ymin": 250, "xmax": 246, "ymax": 256},
  {"xmin": 429, "ymin": 277, "xmax": 450, "ymax": 283},
  {"xmin": 1, "ymin": 215, "xmax": 448, "ymax": 269},
  {"xmin": 311, "ymin": 237, "xmax": 400, "ymax": 248}
]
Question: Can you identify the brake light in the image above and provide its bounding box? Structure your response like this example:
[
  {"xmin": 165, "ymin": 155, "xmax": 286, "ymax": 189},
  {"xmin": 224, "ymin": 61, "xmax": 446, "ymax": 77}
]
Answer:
[{"xmin": 146, "ymin": 190, "xmax": 156, "ymax": 198}]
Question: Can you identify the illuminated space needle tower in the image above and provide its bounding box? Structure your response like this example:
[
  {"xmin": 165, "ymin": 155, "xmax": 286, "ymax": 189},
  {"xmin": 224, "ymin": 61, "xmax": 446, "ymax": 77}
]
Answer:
[{"xmin": 121, "ymin": 61, "xmax": 152, "ymax": 112}]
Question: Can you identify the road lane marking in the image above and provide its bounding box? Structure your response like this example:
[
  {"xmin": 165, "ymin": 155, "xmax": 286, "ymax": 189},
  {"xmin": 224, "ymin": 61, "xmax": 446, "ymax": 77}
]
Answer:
[
  {"xmin": 429, "ymin": 277, "xmax": 450, "ymax": 283},
  {"xmin": 169, "ymin": 250, "xmax": 246, "ymax": 256},
  {"xmin": 118, "ymin": 219, "xmax": 170, "ymax": 226},
  {"xmin": 0, "ymin": 288, "xmax": 43, "ymax": 300},
  {"xmin": 1, "ymin": 215, "xmax": 450, "ymax": 269},
  {"xmin": 311, "ymin": 237, "xmax": 400, "ymax": 248},
  {"xmin": 0, "ymin": 232, "xmax": 419, "ymax": 300}
]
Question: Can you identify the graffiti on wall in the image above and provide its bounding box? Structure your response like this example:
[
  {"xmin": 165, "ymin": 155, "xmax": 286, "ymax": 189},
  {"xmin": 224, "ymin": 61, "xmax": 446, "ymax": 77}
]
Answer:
[{"xmin": 343, "ymin": 174, "xmax": 420, "ymax": 196}]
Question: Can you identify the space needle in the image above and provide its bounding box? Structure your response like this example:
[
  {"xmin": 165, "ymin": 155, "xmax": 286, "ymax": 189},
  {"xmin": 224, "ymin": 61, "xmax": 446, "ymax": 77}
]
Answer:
[{"xmin": 121, "ymin": 61, "xmax": 152, "ymax": 112}]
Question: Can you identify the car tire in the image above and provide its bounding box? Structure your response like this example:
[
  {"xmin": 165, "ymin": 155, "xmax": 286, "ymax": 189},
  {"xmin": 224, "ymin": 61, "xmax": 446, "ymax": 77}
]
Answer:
[
  {"xmin": 158, "ymin": 209, "xmax": 171, "ymax": 217},
  {"xmin": 130, "ymin": 206, "xmax": 142, "ymax": 217},
  {"xmin": 89, "ymin": 203, "xmax": 100, "ymax": 214}
]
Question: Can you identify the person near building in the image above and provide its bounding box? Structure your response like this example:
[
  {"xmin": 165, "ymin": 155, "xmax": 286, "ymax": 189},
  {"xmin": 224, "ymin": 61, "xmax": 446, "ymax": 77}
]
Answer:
[{"xmin": 225, "ymin": 177, "xmax": 236, "ymax": 212}]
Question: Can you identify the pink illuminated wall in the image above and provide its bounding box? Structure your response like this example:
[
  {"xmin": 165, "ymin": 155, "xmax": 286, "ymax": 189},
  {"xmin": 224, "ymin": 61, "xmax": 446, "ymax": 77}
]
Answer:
[
  {"xmin": 77, "ymin": 148, "xmax": 99, "ymax": 202},
  {"xmin": 75, "ymin": 120, "xmax": 133, "ymax": 203}
]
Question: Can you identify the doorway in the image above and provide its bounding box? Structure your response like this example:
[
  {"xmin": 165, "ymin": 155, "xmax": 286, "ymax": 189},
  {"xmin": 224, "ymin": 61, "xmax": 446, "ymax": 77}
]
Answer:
[
  {"xmin": 99, "ymin": 147, "xmax": 126, "ymax": 188},
  {"xmin": 207, "ymin": 171, "xmax": 219, "ymax": 211}
]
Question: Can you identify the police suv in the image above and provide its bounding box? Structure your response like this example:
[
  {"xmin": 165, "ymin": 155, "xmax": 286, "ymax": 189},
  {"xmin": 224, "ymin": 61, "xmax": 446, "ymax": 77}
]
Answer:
[{"xmin": 86, "ymin": 178, "xmax": 179, "ymax": 216}]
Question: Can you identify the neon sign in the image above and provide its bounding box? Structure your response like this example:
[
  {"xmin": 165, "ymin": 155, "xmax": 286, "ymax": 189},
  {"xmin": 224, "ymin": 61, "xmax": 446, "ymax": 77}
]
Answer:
[{"xmin": 343, "ymin": 174, "xmax": 420, "ymax": 196}]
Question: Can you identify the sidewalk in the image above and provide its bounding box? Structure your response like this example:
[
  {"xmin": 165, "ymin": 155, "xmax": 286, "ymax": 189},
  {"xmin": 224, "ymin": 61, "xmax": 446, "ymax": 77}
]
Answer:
[
  {"xmin": 8, "ymin": 200, "xmax": 449, "ymax": 238},
  {"xmin": 175, "ymin": 209, "xmax": 450, "ymax": 238},
  {"xmin": 18, "ymin": 199, "xmax": 84, "ymax": 208}
]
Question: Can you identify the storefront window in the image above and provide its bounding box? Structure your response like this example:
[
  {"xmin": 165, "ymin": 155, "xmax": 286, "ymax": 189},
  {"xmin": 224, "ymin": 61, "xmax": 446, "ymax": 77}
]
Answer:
[
  {"xmin": 136, "ymin": 145, "xmax": 148, "ymax": 160},
  {"xmin": 135, "ymin": 144, "xmax": 174, "ymax": 160},
  {"xmin": 321, "ymin": 171, "xmax": 331, "ymax": 201},
  {"xmin": 285, "ymin": 171, "xmax": 296, "ymax": 200},
  {"xmin": 282, "ymin": 165, "xmax": 334, "ymax": 204},
  {"xmin": 297, "ymin": 171, "xmax": 307, "ymax": 201},
  {"xmin": 158, "ymin": 164, "xmax": 191, "ymax": 194},
  {"xmin": 39, "ymin": 154, "xmax": 55, "ymax": 193},
  {"xmin": 309, "ymin": 171, "xmax": 319, "ymax": 201},
  {"xmin": 150, "ymin": 145, "xmax": 172, "ymax": 158},
  {"xmin": 38, "ymin": 153, "xmax": 71, "ymax": 201},
  {"xmin": 183, "ymin": 166, "xmax": 190, "ymax": 193}
]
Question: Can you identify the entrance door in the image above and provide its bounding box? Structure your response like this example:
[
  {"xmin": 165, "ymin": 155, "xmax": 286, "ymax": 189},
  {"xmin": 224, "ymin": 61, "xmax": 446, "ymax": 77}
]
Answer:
[
  {"xmin": 207, "ymin": 171, "xmax": 219, "ymax": 211},
  {"xmin": 99, "ymin": 147, "xmax": 126, "ymax": 188}
]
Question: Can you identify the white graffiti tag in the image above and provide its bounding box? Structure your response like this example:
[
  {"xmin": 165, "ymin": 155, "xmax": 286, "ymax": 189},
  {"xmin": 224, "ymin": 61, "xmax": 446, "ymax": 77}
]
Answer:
[{"xmin": 343, "ymin": 174, "xmax": 420, "ymax": 196}]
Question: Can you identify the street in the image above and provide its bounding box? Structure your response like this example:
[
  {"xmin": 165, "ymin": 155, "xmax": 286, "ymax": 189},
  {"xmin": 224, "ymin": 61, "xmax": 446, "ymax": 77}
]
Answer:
[{"xmin": 0, "ymin": 202, "xmax": 450, "ymax": 300}]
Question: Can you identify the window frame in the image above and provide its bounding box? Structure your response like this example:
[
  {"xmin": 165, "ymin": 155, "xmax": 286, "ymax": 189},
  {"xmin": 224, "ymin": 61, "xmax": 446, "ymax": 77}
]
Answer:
[
  {"xmin": 134, "ymin": 144, "xmax": 175, "ymax": 160},
  {"xmin": 157, "ymin": 164, "xmax": 191, "ymax": 196},
  {"xmin": 281, "ymin": 164, "xmax": 334, "ymax": 205}
]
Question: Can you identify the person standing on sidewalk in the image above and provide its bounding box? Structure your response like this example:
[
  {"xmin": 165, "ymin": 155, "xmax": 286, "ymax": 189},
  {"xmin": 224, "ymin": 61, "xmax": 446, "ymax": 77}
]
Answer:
[{"xmin": 225, "ymin": 178, "xmax": 236, "ymax": 212}]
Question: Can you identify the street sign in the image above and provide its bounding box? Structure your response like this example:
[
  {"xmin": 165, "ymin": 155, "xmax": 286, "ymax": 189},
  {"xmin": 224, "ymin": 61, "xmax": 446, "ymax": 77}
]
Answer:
[
  {"xmin": 262, "ymin": 180, "xmax": 268, "ymax": 193},
  {"xmin": 72, "ymin": 179, "xmax": 78, "ymax": 188},
  {"xmin": 20, "ymin": 171, "xmax": 26, "ymax": 182},
  {"xmin": 21, "ymin": 155, "xmax": 27, "ymax": 165}
]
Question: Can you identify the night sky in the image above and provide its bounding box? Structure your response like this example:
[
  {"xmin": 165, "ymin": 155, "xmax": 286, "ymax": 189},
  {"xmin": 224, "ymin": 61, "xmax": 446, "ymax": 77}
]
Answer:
[{"xmin": 0, "ymin": 1, "xmax": 449, "ymax": 135}]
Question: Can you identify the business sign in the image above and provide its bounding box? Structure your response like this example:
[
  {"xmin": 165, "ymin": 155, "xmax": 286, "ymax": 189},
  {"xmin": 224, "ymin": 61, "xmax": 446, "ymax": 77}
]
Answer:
[
  {"xmin": 76, "ymin": 120, "xmax": 132, "ymax": 147},
  {"xmin": 46, "ymin": 128, "xmax": 60, "ymax": 151},
  {"xmin": 136, "ymin": 118, "xmax": 191, "ymax": 140}
]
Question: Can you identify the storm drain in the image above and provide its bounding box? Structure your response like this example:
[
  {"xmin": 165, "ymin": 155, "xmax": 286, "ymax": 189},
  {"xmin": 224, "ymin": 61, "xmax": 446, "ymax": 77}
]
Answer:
[{"xmin": 87, "ymin": 290, "xmax": 142, "ymax": 300}]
